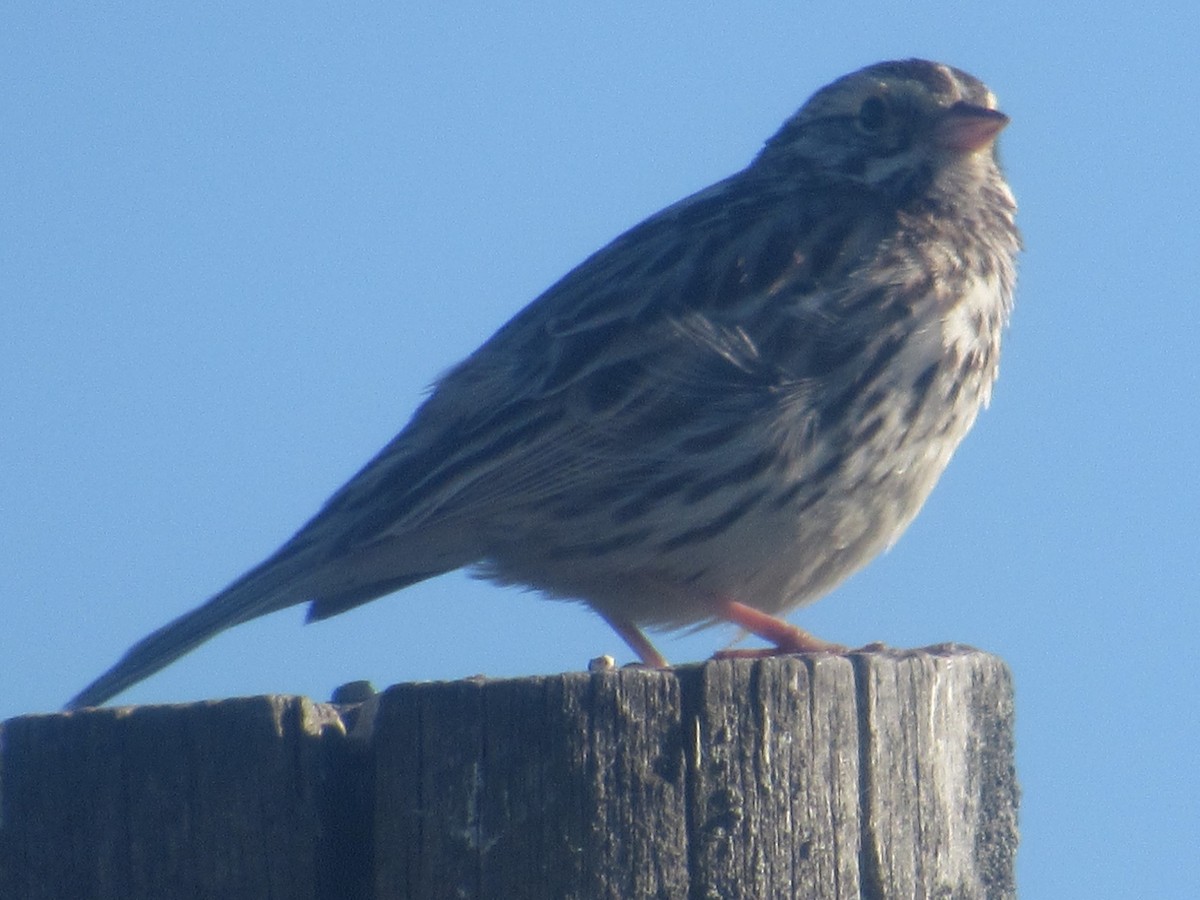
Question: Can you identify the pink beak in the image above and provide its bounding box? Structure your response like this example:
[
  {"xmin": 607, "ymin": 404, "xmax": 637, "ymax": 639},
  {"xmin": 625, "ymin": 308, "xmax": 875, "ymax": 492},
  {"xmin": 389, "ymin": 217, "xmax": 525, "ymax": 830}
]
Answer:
[{"xmin": 934, "ymin": 102, "xmax": 1009, "ymax": 152}]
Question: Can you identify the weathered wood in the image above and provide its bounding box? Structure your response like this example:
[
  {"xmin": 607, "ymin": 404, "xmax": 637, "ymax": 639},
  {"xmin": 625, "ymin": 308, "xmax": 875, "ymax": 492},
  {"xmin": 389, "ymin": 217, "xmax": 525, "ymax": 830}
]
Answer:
[
  {"xmin": 853, "ymin": 649, "xmax": 1019, "ymax": 898},
  {"xmin": 369, "ymin": 670, "xmax": 689, "ymax": 899},
  {"xmin": 680, "ymin": 654, "xmax": 863, "ymax": 898},
  {"xmin": 0, "ymin": 649, "xmax": 1017, "ymax": 899},
  {"xmin": 0, "ymin": 696, "xmax": 363, "ymax": 900}
]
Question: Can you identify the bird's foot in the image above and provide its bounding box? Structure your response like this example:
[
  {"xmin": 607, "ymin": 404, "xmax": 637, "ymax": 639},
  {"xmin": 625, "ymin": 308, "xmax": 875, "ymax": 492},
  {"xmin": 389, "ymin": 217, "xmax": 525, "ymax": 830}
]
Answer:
[{"xmin": 712, "ymin": 599, "xmax": 848, "ymax": 658}]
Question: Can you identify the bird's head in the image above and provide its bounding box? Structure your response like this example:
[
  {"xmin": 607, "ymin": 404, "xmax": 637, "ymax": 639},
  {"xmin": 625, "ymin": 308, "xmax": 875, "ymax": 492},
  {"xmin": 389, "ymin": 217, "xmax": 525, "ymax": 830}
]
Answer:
[{"xmin": 756, "ymin": 59, "xmax": 1009, "ymax": 198}]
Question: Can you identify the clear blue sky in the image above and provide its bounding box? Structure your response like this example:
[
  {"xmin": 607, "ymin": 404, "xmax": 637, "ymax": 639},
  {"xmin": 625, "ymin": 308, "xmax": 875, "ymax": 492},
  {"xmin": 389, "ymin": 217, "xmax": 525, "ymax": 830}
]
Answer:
[{"xmin": 3, "ymin": 4, "xmax": 1197, "ymax": 897}]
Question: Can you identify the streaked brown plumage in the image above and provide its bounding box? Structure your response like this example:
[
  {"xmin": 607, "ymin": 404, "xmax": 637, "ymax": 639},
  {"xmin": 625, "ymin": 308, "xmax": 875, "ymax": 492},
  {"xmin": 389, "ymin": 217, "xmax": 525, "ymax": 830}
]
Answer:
[{"xmin": 69, "ymin": 59, "xmax": 1019, "ymax": 709}]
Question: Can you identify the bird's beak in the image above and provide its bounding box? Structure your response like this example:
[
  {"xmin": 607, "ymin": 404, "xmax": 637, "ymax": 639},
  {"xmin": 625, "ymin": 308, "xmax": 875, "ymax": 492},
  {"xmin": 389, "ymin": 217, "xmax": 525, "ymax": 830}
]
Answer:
[{"xmin": 934, "ymin": 102, "xmax": 1009, "ymax": 153}]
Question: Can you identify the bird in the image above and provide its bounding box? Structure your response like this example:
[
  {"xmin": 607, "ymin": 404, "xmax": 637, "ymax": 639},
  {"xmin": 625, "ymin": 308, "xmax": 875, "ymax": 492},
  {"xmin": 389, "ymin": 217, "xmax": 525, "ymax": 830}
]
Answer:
[{"xmin": 67, "ymin": 59, "xmax": 1019, "ymax": 710}]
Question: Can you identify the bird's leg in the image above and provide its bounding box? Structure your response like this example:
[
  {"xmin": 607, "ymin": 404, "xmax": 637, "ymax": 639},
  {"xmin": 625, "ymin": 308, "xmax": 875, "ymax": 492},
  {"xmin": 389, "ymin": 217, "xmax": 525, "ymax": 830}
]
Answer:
[
  {"xmin": 597, "ymin": 611, "xmax": 669, "ymax": 668},
  {"xmin": 712, "ymin": 599, "xmax": 847, "ymax": 658}
]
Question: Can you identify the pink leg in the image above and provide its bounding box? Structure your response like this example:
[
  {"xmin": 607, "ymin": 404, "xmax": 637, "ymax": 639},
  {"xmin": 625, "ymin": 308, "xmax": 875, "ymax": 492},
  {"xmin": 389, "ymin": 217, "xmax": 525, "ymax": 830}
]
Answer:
[
  {"xmin": 712, "ymin": 599, "xmax": 847, "ymax": 659},
  {"xmin": 598, "ymin": 612, "xmax": 669, "ymax": 668}
]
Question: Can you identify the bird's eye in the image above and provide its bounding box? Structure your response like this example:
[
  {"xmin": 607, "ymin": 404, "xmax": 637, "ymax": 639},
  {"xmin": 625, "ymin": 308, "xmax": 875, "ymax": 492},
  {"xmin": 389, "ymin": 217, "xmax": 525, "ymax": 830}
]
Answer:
[{"xmin": 856, "ymin": 96, "xmax": 889, "ymax": 133}]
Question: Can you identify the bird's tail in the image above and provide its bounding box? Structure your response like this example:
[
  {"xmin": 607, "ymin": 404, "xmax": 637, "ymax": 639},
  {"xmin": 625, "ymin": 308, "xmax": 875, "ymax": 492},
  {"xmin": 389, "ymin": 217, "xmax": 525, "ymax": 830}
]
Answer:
[
  {"xmin": 65, "ymin": 523, "xmax": 475, "ymax": 710},
  {"xmin": 64, "ymin": 558, "xmax": 308, "ymax": 710}
]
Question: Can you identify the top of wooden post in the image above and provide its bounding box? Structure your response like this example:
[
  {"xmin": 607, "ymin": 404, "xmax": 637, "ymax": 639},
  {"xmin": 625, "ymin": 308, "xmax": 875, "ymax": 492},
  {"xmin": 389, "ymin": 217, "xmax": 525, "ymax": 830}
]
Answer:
[{"xmin": 0, "ymin": 647, "xmax": 1017, "ymax": 900}]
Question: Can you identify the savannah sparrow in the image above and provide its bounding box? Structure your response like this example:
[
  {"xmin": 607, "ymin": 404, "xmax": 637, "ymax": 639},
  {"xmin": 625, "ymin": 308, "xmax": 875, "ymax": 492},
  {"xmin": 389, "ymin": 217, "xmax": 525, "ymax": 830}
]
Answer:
[{"xmin": 69, "ymin": 59, "xmax": 1019, "ymax": 709}]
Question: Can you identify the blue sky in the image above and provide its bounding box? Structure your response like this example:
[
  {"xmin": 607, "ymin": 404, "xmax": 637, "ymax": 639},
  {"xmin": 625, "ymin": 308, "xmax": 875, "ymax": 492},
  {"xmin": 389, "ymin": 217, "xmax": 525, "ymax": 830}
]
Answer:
[{"xmin": 3, "ymin": 4, "xmax": 1198, "ymax": 896}]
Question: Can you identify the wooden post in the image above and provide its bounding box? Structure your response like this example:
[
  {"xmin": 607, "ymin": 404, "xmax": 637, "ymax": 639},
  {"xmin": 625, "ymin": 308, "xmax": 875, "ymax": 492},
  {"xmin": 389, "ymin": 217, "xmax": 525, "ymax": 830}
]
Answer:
[{"xmin": 0, "ymin": 648, "xmax": 1016, "ymax": 899}]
